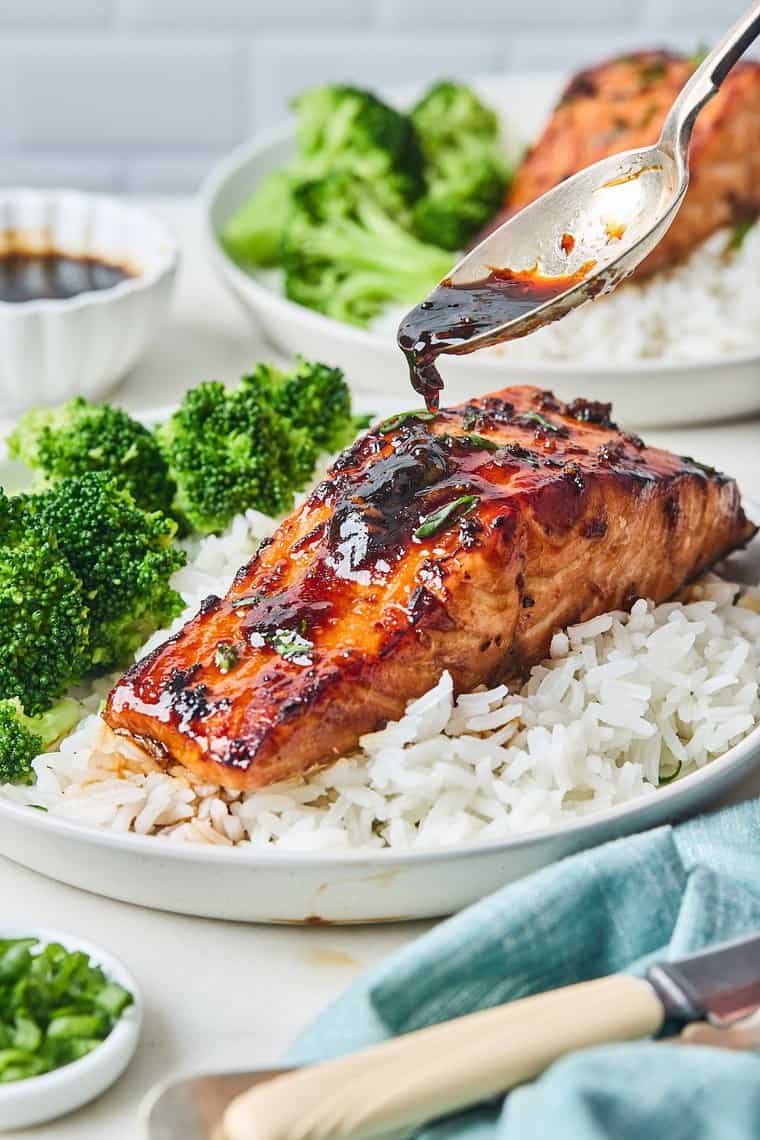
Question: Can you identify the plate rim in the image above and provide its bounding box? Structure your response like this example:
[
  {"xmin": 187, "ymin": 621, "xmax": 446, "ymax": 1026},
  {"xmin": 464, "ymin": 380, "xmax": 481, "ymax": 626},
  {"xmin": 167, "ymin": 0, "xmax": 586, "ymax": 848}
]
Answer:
[{"xmin": 1, "ymin": 712, "xmax": 758, "ymax": 869}]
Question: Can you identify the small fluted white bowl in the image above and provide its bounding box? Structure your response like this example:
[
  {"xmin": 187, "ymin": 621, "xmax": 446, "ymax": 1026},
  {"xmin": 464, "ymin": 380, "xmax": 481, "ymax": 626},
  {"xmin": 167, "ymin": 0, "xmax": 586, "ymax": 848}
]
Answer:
[
  {"xmin": 0, "ymin": 925, "xmax": 142, "ymax": 1130},
  {"xmin": 0, "ymin": 190, "xmax": 179, "ymax": 412}
]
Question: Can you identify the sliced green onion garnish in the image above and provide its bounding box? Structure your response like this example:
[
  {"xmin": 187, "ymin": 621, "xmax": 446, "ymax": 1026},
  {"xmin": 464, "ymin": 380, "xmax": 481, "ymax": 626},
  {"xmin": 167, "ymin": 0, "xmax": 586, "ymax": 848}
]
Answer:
[
  {"xmin": 727, "ymin": 218, "xmax": 755, "ymax": 253},
  {"xmin": 659, "ymin": 758, "xmax": 682, "ymax": 785},
  {"xmin": 516, "ymin": 411, "xmax": 564, "ymax": 433},
  {"xmin": 377, "ymin": 409, "xmax": 436, "ymax": 433},
  {"xmin": 232, "ymin": 593, "xmax": 262, "ymax": 610},
  {"xmin": 214, "ymin": 641, "xmax": 239, "ymax": 673},
  {"xmin": 456, "ymin": 433, "xmax": 499, "ymax": 451},
  {"xmin": 414, "ymin": 495, "xmax": 479, "ymax": 540},
  {"xmin": 268, "ymin": 629, "xmax": 312, "ymax": 661}
]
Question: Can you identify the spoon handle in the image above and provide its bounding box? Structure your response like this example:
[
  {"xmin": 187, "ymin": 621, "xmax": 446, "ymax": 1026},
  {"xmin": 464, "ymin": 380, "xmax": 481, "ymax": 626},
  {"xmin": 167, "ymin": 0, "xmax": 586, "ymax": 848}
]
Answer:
[{"xmin": 660, "ymin": 0, "xmax": 760, "ymax": 161}]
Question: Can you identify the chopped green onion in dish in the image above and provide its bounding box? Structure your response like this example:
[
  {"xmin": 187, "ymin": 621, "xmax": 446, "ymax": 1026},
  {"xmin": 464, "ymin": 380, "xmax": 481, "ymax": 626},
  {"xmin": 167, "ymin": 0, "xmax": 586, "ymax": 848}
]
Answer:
[{"xmin": 0, "ymin": 938, "xmax": 132, "ymax": 1083}]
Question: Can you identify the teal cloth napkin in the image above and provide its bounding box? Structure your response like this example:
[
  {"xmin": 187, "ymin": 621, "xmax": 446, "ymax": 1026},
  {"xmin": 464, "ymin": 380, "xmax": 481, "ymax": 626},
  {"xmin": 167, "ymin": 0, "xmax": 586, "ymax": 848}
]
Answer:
[{"xmin": 287, "ymin": 798, "xmax": 760, "ymax": 1139}]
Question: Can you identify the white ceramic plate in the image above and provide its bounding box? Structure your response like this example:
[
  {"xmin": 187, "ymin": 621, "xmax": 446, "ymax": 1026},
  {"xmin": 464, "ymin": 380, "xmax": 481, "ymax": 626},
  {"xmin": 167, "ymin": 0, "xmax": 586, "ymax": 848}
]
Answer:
[
  {"xmin": 0, "ymin": 421, "xmax": 758, "ymax": 923},
  {"xmin": 201, "ymin": 73, "xmax": 760, "ymax": 429},
  {"xmin": 0, "ymin": 926, "xmax": 142, "ymax": 1130}
]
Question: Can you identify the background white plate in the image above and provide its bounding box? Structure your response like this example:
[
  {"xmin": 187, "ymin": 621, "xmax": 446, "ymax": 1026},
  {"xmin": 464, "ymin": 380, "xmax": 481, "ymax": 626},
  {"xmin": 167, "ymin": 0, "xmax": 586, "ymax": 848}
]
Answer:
[
  {"xmin": 201, "ymin": 73, "xmax": 760, "ymax": 429},
  {"xmin": 0, "ymin": 408, "xmax": 757, "ymax": 923}
]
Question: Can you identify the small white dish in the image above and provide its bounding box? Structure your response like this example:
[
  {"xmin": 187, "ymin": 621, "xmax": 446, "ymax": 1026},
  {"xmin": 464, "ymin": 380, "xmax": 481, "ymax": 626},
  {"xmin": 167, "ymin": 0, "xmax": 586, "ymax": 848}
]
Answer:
[
  {"xmin": 0, "ymin": 925, "xmax": 142, "ymax": 1130},
  {"xmin": 0, "ymin": 189, "xmax": 179, "ymax": 413},
  {"xmin": 201, "ymin": 72, "xmax": 760, "ymax": 428}
]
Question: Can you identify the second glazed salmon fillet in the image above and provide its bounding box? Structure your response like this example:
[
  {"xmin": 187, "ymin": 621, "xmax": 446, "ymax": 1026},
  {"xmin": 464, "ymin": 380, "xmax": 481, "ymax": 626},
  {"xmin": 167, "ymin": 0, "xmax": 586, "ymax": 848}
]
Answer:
[
  {"xmin": 105, "ymin": 386, "xmax": 754, "ymax": 790},
  {"xmin": 486, "ymin": 51, "xmax": 760, "ymax": 276}
]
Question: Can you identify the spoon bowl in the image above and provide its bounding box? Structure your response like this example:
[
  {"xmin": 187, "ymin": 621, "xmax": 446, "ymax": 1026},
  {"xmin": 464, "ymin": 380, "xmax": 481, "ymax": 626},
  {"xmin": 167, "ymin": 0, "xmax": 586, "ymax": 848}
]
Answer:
[
  {"xmin": 141, "ymin": 1069, "xmax": 294, "ymax": 1140},
  {"xmin": 441, "ymin": 141, "xmax": 685, "ymax": 353}
]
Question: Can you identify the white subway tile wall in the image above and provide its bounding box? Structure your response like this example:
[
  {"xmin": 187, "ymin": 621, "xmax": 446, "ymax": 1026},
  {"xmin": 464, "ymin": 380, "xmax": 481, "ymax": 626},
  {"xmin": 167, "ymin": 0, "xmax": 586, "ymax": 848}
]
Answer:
[{"xmin": 0, "ymin": 0, "xmax": 746, "ymax": 191}]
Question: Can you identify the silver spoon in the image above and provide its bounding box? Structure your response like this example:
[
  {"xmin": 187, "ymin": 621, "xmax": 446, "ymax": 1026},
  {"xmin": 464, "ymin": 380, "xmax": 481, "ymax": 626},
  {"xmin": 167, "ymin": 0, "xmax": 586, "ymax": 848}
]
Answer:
[
  {"xmin": 397, "ymin": 1, "xmax": 760, "ymax": 405},
  {"xmin": 140, "ymin": 1069, "xmax": 295, "ymax": 1140}
]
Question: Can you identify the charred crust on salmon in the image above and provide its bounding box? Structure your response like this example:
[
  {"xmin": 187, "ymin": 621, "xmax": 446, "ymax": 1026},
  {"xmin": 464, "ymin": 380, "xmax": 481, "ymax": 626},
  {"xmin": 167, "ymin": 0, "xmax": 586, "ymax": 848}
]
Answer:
[
  {"xmin": 199, "ymin": 594, "xmax": 222, "ymax": 616},
  {"xmin": 566, "ymin": 399, "xmax": 616, "ymax": 429}
]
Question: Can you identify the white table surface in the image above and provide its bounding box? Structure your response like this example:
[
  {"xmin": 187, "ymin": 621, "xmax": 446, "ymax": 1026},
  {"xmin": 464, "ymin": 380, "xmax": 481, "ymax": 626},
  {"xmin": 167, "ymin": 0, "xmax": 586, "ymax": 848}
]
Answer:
[{"xmin": 2, "ymin": 196, "xmax": 760, "ymax": 1139}]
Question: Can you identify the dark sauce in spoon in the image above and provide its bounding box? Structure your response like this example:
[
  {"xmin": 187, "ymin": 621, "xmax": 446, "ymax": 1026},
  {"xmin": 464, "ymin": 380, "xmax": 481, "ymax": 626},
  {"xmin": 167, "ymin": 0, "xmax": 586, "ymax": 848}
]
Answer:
[
  {"xmin": 0, "ymin": 251, "xmax": 134, "ymax": 304},
  {"xmin": 398, "ymin": 263, "xmax": 594, "ymax": 410}
]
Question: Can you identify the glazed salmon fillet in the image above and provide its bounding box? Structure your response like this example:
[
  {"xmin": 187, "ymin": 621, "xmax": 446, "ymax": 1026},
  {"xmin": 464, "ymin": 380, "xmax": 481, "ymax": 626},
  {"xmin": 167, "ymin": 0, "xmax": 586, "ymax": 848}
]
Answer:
[
  {"xmin": 105, "ymin": 386, "xmax": 754, "ymax": 790},
  {"xmin": 488, "ymin": 51, "xmax": 760, "ymax": 276}
]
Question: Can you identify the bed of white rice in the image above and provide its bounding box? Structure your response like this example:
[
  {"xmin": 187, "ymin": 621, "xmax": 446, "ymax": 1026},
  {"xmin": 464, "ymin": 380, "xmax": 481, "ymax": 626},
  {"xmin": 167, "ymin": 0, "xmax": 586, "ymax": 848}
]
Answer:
[
  {"xmin": 2, "ymin": 511, "xmax": 759, "ymax": 852},
  {"xmin": 372, "ymin": 223, "xmax": 760, "ymax": 366}
]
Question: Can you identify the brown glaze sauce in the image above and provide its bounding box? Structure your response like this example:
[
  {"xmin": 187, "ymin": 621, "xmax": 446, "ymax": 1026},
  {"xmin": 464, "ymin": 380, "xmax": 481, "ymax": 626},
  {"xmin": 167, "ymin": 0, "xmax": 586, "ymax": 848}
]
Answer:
[
  {"xmin": 398, "ymin": 264, "xmax": 595, "ymax": 410},
  {"xmin": 0, "ymin": 250, "xmax": 133, "ymax": 303}
]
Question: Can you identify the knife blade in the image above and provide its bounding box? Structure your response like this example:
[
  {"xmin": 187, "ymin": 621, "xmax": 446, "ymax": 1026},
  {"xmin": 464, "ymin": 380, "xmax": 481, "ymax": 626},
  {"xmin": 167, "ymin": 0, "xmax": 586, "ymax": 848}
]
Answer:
[{"xmin": 647, "ymin": 931, "xmax": 760, "ymax": 1026}]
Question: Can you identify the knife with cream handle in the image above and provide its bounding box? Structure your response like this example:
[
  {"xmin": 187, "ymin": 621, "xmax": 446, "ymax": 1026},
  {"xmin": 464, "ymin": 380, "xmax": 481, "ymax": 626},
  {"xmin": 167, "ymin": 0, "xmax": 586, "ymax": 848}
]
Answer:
[
  {"xmin": 140, "ymin": 933, "xmax": 760, "ymax": 1140},
  {"xmin": 224, "ymin": 975, "xmax": 663, "ymax": 1140}
]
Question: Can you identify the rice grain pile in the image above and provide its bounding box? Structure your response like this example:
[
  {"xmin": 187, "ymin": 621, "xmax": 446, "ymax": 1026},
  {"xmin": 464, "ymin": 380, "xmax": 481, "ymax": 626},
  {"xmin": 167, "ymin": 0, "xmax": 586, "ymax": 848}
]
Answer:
[{"xmin": 3, "ymin": 511, "xmax": 759, "ymax": 852}]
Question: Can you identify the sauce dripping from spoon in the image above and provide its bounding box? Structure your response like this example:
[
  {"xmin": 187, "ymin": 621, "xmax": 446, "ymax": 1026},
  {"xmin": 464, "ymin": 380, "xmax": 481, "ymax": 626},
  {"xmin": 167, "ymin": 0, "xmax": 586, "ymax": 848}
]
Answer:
[{"xmin": 398, "ymin": 262, "xmax": 595, "ymax": 410}]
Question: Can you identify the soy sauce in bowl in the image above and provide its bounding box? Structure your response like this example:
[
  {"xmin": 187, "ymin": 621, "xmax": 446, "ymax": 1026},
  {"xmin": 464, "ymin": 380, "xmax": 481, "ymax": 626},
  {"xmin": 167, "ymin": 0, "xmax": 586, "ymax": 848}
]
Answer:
[{"xmin": 0, "ymin": 250, "xmax": 135, "ymax": 304}]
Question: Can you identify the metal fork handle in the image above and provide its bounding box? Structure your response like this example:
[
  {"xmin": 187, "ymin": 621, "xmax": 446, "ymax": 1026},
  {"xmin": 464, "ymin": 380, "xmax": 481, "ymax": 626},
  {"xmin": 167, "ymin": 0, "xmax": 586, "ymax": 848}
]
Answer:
[{"xmin": 659, "ymin": 0, "xmax": 760, "ymax": 164}]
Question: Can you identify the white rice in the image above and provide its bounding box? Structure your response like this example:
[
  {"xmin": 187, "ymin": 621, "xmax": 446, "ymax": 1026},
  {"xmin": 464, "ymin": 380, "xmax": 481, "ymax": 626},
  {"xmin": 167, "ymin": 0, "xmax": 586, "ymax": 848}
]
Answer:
[
  {"xmin": 372, "ymin": 223, "xmax": 760, "ymax": 366},
  {"xmin": 3, "ymin": 510, "xmax": 759, "ymax": 852}
]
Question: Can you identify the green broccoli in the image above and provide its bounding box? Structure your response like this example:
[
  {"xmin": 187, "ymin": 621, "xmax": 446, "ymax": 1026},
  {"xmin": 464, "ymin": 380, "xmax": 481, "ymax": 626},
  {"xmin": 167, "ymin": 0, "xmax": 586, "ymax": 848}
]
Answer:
[
  {"xmin": 411, "ymin": 81, "xmax": 501, "ymax": 153},
  {"xmin": 0, "ymin": 489, "xmax": 90, "ymax": 715},
  {"xmin": 410, "ymin": 81, "xmax": 510, "ymax": 251},
  {"xmin": 27, "ymin": 474, "xmax": 186, "ymax": 670},
  {"xmin": 0, "ymin": 697, "xmax": 82, "ymax": 785},
  {"xmin": 221, "ymin": 86, "xmax": 425, "ymax": 269},
  {"xmin": 252, "ymin": 358, "xmax": 369, "ymax": 452},
  {"xmin": 293, "ymin": 85, "xmax": 424, "ymax": 208},
  {"xmin": 157, "ymin": 374, "xmax": 317, "ymax": 535},
  {"xmin": 282, "ymin": 173, "xmax": 453, "ymax": 327},
  {"xmin": 412, "ymin": 145, "xmax": 508, "ymax": 251},
  {"xmin": 220, "ymin": 170, "xmax": 296, "ymax": 268},
  {"xmin": 8, "ymin": 397, "xmax": 176, "ymax": 517}
]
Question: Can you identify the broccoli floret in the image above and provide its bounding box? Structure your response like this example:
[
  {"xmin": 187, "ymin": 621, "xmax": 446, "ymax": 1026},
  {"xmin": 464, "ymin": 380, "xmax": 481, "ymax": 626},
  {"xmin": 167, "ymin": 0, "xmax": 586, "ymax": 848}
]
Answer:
[
  {"xmin": 411, "ymin": 81, "xmax": 501, "ymax": 153},
  {"xmin": 27, "ymin": 474, "xmax": 186, "ymax": 670},
  {"xmin": 221, "ymin": 170, "xmax": 295, "ymax": 268},
  {"xmin": 282, "ymin": 173, "xmax": 453, "ymax": 327},
  {"xmin": 412, "ymin": 147, "xmax": 508, "ymax": 250},
  {"xmin": 0, "ymin": 697, "xmax": 82, "ymax": 785},
  {"xmin": 0, "ymin": 489, "xmax": 90, "ymax": 715},
  {"xmin": 410, "ymin": 81, "xmax": 510, "ymax": 251},
  {"xmin": 253, "ymin": 358, "xmax": 368, "ymax": 452},
  {"xmin": 220, "ymin": 86, "xmax": 425, "ymax": 270},
  {"xmin": 293, "ymin": 85, "xmax": 424, "ymax": 208},
  {"xmin": 8, "ymin": 397, "xmax": 176, "ymax": 517},
  {"xmin": 157, "ymin": 375, "xmax": 317, "ymax": 535}
]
